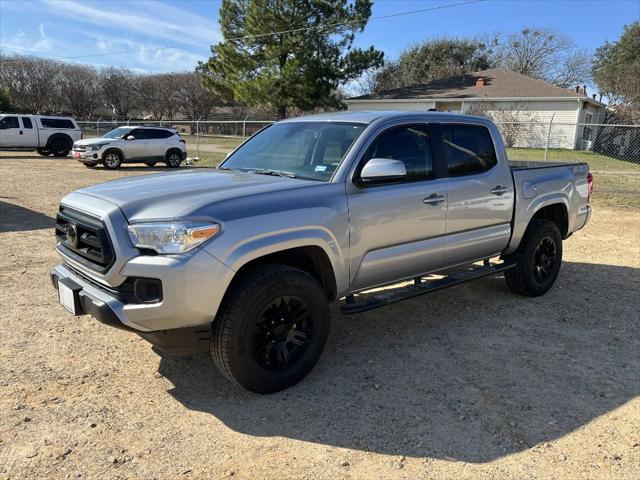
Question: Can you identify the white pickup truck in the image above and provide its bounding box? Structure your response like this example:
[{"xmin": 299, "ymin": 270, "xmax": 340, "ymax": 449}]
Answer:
[{"xmin": 0, "ymin": 114, "xmax": 82, "ymax": 157}]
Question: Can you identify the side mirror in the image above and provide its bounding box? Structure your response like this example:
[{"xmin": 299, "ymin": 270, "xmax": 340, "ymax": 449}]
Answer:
[
  {"xmin": 125, "ymin": 135, "xmax": 136, "ymax": 140},
  {"xmin": 359, "ymin": 158, "xmax": 407, "ymax": 185}
]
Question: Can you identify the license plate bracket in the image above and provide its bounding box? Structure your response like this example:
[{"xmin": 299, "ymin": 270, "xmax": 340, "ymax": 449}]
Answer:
[{"xmin": 58, "ymin": 277, "xmax": 83, "ymax": 315}]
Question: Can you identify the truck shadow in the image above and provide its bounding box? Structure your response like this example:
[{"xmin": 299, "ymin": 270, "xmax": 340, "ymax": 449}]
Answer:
[
  {"xmin": 0, "ymin": 201, "xmax": 56, "ymax": 233},
  {"xmin": 157, "ymin": 261, "xmax": 639, "ymax": 463}
]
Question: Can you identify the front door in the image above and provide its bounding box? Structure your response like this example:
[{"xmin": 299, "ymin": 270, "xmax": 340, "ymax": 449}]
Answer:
[
  {"xmin": 439, "ymin": 123, "xmax": 514, "ymax": 265},
  {"xmin": 347, "ymin": 124, "xmax": 447, "ymax": 291},
  {"xmin": 124, "ymin": 128, "xmax": 150, "ymax": 161},
  {"xmin": 0, "ymin": 116, "xmax": 24, "ymax": 147}
]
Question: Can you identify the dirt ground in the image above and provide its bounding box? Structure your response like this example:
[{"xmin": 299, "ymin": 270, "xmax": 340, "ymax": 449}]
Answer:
[{"xmin": 1, "ymin": 153, "xmax": 639, "ymax": 480}]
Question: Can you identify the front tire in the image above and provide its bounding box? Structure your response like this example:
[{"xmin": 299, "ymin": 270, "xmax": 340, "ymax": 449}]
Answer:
[
  {"xmin": 211, "ymin": 264, "xmax": 330, "ymax": 393},
  {"xmin": 102, "ymin": 150, "xmax": 123, "ymax": 169},
  {"xmin": 504, "ymin": 219, "xmax": 563, "ymax": 297}
]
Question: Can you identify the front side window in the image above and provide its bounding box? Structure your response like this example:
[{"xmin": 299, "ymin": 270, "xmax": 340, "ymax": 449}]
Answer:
[
  {"xmin": 221, "ymin": 122, "xmax": 366, "ymax": 181},
  {"xmin": 0, "ymin": 116, "xmax": 20, "ymax": 129},
  {"xmin": 22, "ymin": 117, "xmax": 33, "ymax": 129},
  {"xmin": 128, "ymin": 129, "xmax": 148, "ymax": 140},
  {"xmin": 361, "ymin": 124, "xmax": 433, "ymax": 181},
  {"xmin": 441, "ymin": 124, "xmax": 497, "ymax": 176},
  {"xmin": 40, "ymin": 118, "xmax": 75, "ymax": 129}
]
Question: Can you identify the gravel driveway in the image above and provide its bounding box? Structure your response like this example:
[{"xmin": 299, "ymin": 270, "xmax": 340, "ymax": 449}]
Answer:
[{"xmin": 1, "ymin": 154, "xmax": 638, "ymax": 479}]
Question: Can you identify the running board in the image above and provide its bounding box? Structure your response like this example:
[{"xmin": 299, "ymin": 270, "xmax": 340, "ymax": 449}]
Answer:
[{"xmin": 341, "ymin": 261, "xmax": 515, "ymax": 315}]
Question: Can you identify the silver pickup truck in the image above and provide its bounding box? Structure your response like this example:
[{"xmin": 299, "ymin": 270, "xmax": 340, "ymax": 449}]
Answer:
[{"xmin": 51, "ymin": 112, "xmax": 593, "ymax": 393}]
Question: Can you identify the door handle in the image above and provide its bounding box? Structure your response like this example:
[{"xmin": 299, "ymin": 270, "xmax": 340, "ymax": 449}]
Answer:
[
  {"xmin": 19, "ymin": 130, "xmax": 23, "ymax": 135},
  {"xmin": 423, "ymin": 193, "xmax": 446, "ymax": 205},
  {"xmin": 490, "ymin": 185, "xmax": 509, "ymax": 196}
]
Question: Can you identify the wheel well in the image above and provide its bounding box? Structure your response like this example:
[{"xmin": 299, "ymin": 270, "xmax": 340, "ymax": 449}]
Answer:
[
  {"xmin": 46, "ymin": 133, "xmax": 72, "ymax": 149},
  {"xmin": 166, "ymin": 147, "xmax": 181, "ymax": 158},
  {"xmin": 532, "ymin": 204, "xmax": 568, "ymax": 238},
  {"xmin": 232, "ymin": 246, "xmax": 337, "ymax": 301},
  {"xmin": 102, "ymin": 148, "xmax": 123, "ymax": 161}
]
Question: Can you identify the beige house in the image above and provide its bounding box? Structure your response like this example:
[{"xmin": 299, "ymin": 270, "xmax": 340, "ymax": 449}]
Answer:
[{"xmin": 345, "ymin": 68, "xmax": 606, "ymax": 150}]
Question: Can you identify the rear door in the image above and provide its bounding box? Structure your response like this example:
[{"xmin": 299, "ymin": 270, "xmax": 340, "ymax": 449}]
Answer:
[
  {"xmin": 347, "ymin": 123, "xmax": 448, "ymax": 290},
  {"xmin": 439, "ymin": 123, "xmax": 514, "ymax": 265},
  {"xmin": 145, "ymin": 129, "xmax": 171, "ymax": 161}
]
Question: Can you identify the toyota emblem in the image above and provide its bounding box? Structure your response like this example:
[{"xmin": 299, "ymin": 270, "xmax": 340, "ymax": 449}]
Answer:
[{"xmin": 66, "ymin": 223, "xmax": 79, "ymax": 248}]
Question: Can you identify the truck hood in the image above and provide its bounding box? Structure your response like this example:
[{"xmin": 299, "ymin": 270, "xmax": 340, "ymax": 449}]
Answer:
[
  {"xmin": 76, "ymin": 168, "xmax": 313, "ymax": 221},
  {"xmin": 74, "ymin": 137, "xmax": 117, "ymax": 147}
]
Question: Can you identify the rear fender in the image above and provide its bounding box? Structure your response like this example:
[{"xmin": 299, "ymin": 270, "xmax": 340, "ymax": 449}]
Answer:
[{"xmin": 505, "ymin": 194, "xmax": 570, "ymax": 255}]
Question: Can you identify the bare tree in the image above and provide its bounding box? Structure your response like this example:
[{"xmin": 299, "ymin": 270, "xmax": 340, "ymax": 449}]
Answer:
[
  {"xmin": 494, "ymin": 28, "xmax": 591, "ymax": 87},
  {"xmin": 175, "ymin": 72, "xmax": 219, "ymax": 120},
  {"xmin": 100, "ymin": 67, "xmax": 138, "ymax": 118},
  {"xmin": 467, "ymin": 102, "xmax": 535, "ymax": 148},
  {"xmin": 59, "ymin": 64, "xmax": 101, "ymax": 118},
  {"xmin": 0, "ymin": 55, "xmax": 62, "ymax": 113}
]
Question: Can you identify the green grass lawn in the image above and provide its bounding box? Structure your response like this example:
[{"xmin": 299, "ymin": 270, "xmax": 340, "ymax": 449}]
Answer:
[{"xmin": 505, "ymin": 147, "xmax": 640, "ymax": 172}]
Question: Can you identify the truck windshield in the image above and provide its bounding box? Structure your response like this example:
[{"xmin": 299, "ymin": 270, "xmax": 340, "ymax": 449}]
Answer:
[
  {"xmin": 103, "ymin": 127, "xmax": 133, "ymax": 139},
  {"xmin": 220, "ymin": 122, "xmax": 366, "ymax": 181}
]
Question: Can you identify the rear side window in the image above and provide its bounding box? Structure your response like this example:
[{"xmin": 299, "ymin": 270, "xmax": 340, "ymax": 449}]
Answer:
[
  {"xmin": 0, "ymin": 116, "xmax": 19, "ymax": 129},
  {"xmin": 441, "ymin": 124, "xmax": 497, "ymax": 176},
  {"xmin": 40, "ymin": 118, "xmax": 75, "ymax": 129},
  {"xmin": 362, "ymin": 124, "xmax": 433, "ymax": 181},
  {"xmin": 146, "ymin": 129, "xmax": 173, "ymax": 139},
  {"xmin": 22, "ymin": 117, "xmax": 33, "ymax": 129}
]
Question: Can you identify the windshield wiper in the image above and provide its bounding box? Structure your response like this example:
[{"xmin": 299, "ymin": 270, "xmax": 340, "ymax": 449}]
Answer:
[{"xmin": 246, "ymin": 168, "xmax": 298, "ymax": 178}]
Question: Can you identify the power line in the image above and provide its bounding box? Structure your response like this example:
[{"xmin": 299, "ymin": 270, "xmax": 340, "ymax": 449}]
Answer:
[
  {"xmin": 0, "ymin": 0, "xmax": 487, "ymax": 64},
  {"xmin": 226, "ymin": 0, "xmax": 487, "ymax": 42}
]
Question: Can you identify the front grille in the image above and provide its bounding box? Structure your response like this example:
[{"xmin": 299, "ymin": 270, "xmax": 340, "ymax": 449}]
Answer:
[{"xmin": 55, "ymin": 206, "xmax": 115, "ymax": 272}]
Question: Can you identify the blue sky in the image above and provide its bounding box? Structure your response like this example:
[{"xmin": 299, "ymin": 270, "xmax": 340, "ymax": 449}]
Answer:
[{"xmin": 0, "ymin": 0, "xmax": 638, "ymax": 73}]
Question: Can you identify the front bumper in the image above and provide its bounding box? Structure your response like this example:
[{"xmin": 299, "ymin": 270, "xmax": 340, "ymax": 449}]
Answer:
[
  {"xmin": 51, "ymin": 265, "xmax": 212, "ymax": 354},
  {"xmin": 51, "ymin": 244, "xmax": 236, "ymax": 353},
  {"xmin": 72, "ymin": 149, "xmax": 101, "ymax": 163}
]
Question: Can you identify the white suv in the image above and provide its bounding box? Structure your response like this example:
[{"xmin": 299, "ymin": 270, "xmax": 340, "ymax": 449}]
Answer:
[{"xmin": 72, "ymin": 126, "xmax": 187, "ymax": 169}]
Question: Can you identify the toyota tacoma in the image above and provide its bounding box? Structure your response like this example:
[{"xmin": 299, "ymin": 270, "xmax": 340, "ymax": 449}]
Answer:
[{"xmin": 51, "ymin": 112, "xmax": 593, "ymax": 393}]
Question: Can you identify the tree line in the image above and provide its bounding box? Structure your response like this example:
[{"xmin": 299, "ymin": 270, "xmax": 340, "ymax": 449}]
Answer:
[{"xmin": 0, "ymin": 55, "xmax": 223, "ymax": 120}]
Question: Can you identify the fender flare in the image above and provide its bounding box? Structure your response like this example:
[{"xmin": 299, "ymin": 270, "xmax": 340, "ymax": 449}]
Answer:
[
  {"xmin": 101, "ymin": 147, "xmax": 126, "ymax": 162},
  {"xmin": 505, "ymin": 195, "xmax": 570, "ymax": 254},
  {"xmin": 211, "ymin": 228, "xmax": 348, "ymax": 297}
]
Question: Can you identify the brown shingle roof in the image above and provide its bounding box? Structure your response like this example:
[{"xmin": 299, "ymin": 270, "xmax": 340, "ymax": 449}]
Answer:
[{"xmin": 348, "ymin": 68, "xmax": 589, "ymax": 101}]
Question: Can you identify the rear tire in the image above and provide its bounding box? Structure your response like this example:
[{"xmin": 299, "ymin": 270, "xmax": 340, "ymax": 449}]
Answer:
[
  {"xmin": 504, "ymin": 219, "xmax": 563, "ymax": 297},
  {"xmin": 165, "ymin": 149, "xmax": 182, "ymax": 168},
  {"xmin": 102, "ymin": 150, "xmax": 123, "ymax": 169},
  {"xmin": 50, "ymin": 139, "xmax": 71, "ymax": 157},
  {"xmin": 211, "ymin": 264, "xmax": 330, "ymax": 393},
  {"xmin": 36, "ymin": 148, "xmax": 50, "ymax": 156}
]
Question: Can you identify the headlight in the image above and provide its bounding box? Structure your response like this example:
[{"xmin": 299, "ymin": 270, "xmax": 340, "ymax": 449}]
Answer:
[
  {"xmin": 90, "ymin": 143, "xmax": 109, "ymax": 151},
  {"xmin": 127, "ymin": 222, "xmax": 221, "ymax": 254}
]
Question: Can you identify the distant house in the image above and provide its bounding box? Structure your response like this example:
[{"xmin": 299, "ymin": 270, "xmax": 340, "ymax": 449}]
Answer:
[{"xmin": 345, "ymin": 68, "xmax": 607, "ymax": 150}]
